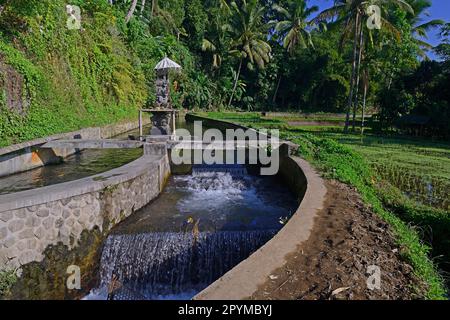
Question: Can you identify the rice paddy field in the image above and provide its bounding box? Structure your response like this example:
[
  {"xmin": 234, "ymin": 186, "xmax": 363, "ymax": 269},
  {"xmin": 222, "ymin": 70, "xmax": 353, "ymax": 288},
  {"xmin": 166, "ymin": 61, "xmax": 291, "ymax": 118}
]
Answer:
[
  {"xmin": 201, "ymin": 112, "xmax": 450, "ymax": 211},
  {"xmin": 311, "ymin": 131, "xmax": 450, "ymax": 211}
]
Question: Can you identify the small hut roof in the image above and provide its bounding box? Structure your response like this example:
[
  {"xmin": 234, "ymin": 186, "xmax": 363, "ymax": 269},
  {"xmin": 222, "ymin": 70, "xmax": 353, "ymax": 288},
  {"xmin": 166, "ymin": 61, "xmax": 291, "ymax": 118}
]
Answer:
[{"xmin": 154, "ymin": 57, "xmax": 182, "ymax": 70}]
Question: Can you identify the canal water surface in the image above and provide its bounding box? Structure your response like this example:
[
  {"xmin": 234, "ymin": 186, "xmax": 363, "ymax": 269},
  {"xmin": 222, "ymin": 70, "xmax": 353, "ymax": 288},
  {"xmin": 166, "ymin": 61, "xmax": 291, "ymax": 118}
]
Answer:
[{"xmin": 87, "ymin": 165, "xmax": 298, "ymax": 300}]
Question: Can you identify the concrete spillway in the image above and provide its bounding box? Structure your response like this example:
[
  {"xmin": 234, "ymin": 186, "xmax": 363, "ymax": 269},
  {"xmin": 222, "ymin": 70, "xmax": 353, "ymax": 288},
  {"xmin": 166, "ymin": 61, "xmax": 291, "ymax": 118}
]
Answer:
[
  {"xmin": 86, "ymin": 166, "xmax": 298, "ymax": 300},
  {"xmin": 95, "ymin": 230, "xmax": 277, "ymax": 300},
  {"xmin": 40, "ymin": 139, "xmax": 144, "ymax": 149}
]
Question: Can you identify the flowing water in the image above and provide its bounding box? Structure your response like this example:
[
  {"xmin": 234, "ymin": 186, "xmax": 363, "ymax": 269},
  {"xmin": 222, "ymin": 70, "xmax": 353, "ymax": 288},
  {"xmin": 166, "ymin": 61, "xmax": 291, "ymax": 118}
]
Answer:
[
  {"xmin": 92, "ymin": 230, "xmax": 277, "ymax": 300},
  {"xmin": 1, "ymin": 117, "xmax": 299, "ymax": 300},
  {"xmin": 87, "ymin": 166, "xmax": 298, "ymax": 300}
]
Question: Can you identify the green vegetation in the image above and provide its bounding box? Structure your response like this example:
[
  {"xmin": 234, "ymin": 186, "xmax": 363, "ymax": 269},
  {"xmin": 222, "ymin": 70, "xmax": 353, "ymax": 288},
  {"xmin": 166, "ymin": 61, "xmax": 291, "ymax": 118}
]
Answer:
[
  {"xmin": 199, "ymin": 111, "xmax": 448, "ymax": 299},
  {"xmin": 2, "ymin": 0, "xmax": 448, "ymax": 146},
  {"xmin": 0, "ymin": 270, "xmax": 17, "ymax": 298},
  {"xmin": 0, "ymin": 0, "xmax": 147, "ymax": 146},
  {"xmin": 0, "ymin": 0, "xmax": 208, "ymax": 146},
  {"xmin": 0, "ymin": 0, "xmax": 448, "ymax": 300},
  {"xmin": 310, "ymin": 131, "xmax": 450, "ymax": 210}
]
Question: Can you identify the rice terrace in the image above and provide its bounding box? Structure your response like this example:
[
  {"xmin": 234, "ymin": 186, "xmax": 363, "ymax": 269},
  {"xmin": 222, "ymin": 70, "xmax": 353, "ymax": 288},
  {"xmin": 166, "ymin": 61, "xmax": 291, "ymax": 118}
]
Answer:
[{"xmin": 0, "ymin": 0, "xmax": 449, "ymax": 312}]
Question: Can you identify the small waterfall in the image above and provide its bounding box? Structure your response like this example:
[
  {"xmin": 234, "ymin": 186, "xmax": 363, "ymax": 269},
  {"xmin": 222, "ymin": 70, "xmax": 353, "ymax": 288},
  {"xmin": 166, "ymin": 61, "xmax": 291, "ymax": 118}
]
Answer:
[
  {"xmin": 83, "ymin": 165, "xmax": 297, "ymax": 300},
  {"xmin": 95, "ymin": 230, "xmax": 276, "ymax": 300},
  {"xmin": 192, "ymin": 164, "xmax": 248, "ymax": 176}
]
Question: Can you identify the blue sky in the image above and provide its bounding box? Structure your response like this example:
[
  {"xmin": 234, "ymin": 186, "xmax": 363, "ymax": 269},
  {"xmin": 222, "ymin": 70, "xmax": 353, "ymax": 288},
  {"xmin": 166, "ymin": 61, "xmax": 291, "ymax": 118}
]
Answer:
[{"xmin": 308, "ymin": 0, "xmax": 450, "ymax": 59}]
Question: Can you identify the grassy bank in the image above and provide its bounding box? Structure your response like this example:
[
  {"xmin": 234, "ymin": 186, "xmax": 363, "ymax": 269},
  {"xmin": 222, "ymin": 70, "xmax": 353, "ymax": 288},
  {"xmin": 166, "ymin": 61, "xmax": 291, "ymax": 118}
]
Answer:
[
  {"xmin": 0, "ymin": 1, "xmax": 147, "ymax": 147},
  {"xmin": 196, "ymin": 111, "xmax": 448, "ymax": 300}
]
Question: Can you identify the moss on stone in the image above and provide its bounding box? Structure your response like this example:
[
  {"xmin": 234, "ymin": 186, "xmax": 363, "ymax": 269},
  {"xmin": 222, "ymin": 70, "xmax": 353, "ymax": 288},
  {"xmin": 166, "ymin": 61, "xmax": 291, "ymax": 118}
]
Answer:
[{"xmin": 9, "ymin": 228, "xmax": 104, "ymax": 300}]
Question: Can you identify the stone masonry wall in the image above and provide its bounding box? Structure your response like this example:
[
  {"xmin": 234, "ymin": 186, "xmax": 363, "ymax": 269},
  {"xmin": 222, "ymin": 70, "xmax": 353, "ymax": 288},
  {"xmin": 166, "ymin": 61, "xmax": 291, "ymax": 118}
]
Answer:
[{"xmin": 0, "ymin": 155, "xmax": 168, "ymax": 271}]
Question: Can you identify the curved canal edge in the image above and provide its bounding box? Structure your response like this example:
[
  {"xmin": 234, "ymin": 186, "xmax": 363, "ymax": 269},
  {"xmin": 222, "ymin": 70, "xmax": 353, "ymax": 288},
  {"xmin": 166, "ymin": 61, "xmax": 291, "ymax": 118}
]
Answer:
[
  {"xmin": 185, "ymin": 114, "xmax": 327, "ymax": 300},
  {"xmin": 0, "ymin": 118, "xmax": 150, "ymax": 178}
]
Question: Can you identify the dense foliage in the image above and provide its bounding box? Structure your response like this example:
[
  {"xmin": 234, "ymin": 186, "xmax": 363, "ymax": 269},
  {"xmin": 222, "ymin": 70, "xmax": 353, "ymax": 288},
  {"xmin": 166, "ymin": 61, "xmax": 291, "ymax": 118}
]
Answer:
[
  {"xmin": 0, "ymin": 0, "xmax": 448, "ymax": 145},
  {"xmin": 0, "ymin": 0, "xmax": 449, "ymax": 145}
]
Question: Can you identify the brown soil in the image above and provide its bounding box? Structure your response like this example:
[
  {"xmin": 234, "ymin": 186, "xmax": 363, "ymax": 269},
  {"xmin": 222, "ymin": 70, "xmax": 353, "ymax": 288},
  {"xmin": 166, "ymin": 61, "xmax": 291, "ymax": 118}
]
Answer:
[{"xmin": 251, "ymin": 180, "xmax": 425, "ymax": 300}]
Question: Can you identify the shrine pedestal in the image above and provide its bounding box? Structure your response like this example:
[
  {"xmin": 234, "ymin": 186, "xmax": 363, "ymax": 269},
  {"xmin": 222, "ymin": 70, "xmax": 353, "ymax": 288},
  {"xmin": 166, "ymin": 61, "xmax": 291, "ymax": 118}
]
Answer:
[
  {"xmin": 151, "ymin": 111, "xmax": 173, "ymax": 135},
  {"xmin": 138, "ymin": 109, "xmax": 177, "ymax": 139}
]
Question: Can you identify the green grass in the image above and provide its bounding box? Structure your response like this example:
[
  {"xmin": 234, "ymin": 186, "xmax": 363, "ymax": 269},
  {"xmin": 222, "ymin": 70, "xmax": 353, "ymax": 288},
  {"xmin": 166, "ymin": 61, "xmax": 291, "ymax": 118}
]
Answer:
[
  {"xmin": 310, "ymin": 130, "xmax": 450, "ymax": 181},
  {"xmin": 0, "ymin": 270, "xmax": 17, "ymax": 298},
  {"xmin": 198, "ymin": 111, "xmax": 448, "ymax": 300},
  {"xmin": 296, "ymin": 128, "xmax": 450, "ymax": 211}
]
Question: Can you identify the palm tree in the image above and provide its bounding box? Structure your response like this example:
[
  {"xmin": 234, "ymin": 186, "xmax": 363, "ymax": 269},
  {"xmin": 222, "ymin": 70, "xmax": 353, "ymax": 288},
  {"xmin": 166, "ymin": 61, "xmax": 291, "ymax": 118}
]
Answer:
[
  {"xmin": 271, "ymin": 0, "xmax": 319, "ymax": 55},
  {"xmin": 270, "ymin": 0, "xmax": 319, "ymax": 104},
  {"xmin": 202, "ymin": 0, "xmax": 232, "ymax": 70},
  {"xmin": 407, "ymin": 0, "xmax": 444, "ymax": 59},
  {"xmin": 315, "ymin": 0, "xmax": 413, "ymax": 132},
  {"xmin": 125, "ymin": 0, "xmax": 138, "ymax": 23},
  {"xmin": 225, "ymin": 0, "xmax": 272, "ymax": 107}
]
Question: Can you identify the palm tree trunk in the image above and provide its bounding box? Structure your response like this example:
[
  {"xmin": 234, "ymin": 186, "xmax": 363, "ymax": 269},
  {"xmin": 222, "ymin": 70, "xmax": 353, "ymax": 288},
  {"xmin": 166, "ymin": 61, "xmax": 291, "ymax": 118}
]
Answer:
[
  {"xmin": 151, "ymin": 0, "xmax": 158, "ymax": 17},
  {"xmin": 387, "ymin": 56, "xmax": 398, "ymax": 90},
  {"xmin": 345, "ymin": 11, "xmax": 360, "ymax": 132},
  {"xmin": 140, "ymin": 0, "xmax": 146, "ymax": 15},
  {"xmin": 228, "ymin": 58, "xmax": 243, "ymax": 108},
  {"xmin": 352, "ymin": 18, "xmax": 364, "ymax": 132},
  {"xmin": 361, "ymin": 76, "xmax": 368, "ymax": 136},
  {"xmin": 125, "ymin": 0, "xmax": 138, "ymax": 23},
  {"xmin": 272, "ymin": 75, "xmax": 282, "ymax": 105}
]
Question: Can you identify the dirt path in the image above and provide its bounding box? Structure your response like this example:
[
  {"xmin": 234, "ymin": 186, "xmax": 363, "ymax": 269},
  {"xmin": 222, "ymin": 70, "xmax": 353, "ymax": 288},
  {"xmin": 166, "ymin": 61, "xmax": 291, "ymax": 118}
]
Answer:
[{"xmin": 251, "ymin": 180, "xmax": 425, "ymax": 300}]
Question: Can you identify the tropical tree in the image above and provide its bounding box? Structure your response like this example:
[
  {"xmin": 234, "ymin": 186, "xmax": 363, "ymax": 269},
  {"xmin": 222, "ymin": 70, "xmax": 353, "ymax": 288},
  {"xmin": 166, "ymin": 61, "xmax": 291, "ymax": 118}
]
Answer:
[
  {"xmin": 225, "ymin": 0, "xmax": 272, "ymax": 107},
  {"xmin": 315, "ymin": 0, "xmax": 414, "ymax": 132},
  {"xmin": 201, "ymin": 0, "xmax": 232, "ymax": 70},
  {"xmin": 125, "ymin": 0, "xmax": 138, "ymax": 23},
  {"xmin": 271, "ymin": 0, "xmax": 319, "ymax": 55},
  {"xmin": 407, "ymin": 0, "xmax": 444, "ymax": 59},
  {"xmin": 270, "ymin": 0, "xmax": 319, "ymax": 104}
]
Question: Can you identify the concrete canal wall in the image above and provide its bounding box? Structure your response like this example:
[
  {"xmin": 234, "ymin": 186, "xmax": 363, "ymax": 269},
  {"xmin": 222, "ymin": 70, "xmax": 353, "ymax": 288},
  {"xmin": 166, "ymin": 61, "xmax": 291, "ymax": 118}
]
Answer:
[
  {"xmin": 0, "ymin": 118, "xmax": 163, "ymax": 273},
  {"xmin": 0, "ymin": 152, "xmax": 170, "ymax": 271},
  {"xmin": 0, "ymin": 118, "xmax": 150, "ymax": 178}
]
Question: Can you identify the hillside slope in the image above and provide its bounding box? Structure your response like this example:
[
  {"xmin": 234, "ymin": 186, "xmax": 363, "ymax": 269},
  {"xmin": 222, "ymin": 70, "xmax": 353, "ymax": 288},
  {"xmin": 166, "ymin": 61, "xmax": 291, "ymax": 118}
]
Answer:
[{"xmin": 0, "ymin": 0, "xmax": 147, "ymax": 147}]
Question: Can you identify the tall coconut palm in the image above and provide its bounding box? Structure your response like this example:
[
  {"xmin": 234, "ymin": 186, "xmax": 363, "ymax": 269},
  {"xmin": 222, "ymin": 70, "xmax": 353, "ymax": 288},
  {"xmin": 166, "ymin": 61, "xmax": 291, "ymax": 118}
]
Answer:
[
  {"xmin": 315, "ymin": 0, "xmax": 413, "ymax": 132},
  {"xmin": 202, "ymin": 0, "xmax": 232, "ymax": 70},
  {"xmin": 270, "ymin": 0, "xmax": 319, "ymax": 104},
  {"xmin": 407, "ymin": 0, "xmax": 444, "ymax": 59},
  {"xmin": 225, "ymin": 0, "xmax": 272, "ymax": 107},
  {"xmin": 125, "ymin": 0, "xmax": 138, "ymax": 23},
  {"xmin": 271, "ymin": 0, "xmax": 319, "ymax": 55}
]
